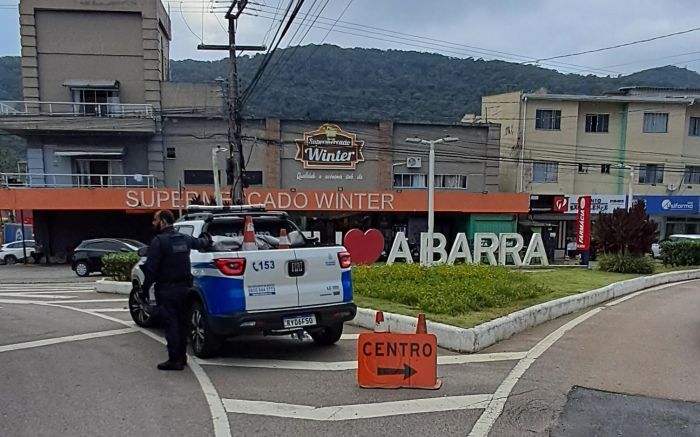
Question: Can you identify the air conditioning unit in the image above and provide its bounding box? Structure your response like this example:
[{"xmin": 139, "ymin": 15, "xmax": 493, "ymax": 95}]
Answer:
[
  {"xmin": 667, "ymin": 183, "xmax": 678, "ymax": 191},
  {"xmin": 406, "ymin": 157, "xmax": 422, "ymax": 169}
]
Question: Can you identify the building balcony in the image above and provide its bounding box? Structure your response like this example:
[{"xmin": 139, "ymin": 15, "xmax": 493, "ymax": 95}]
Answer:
[
  {"xmin": 1, "ymin": 172, "xmax": 156, "ymax": 189},
  {"xmin": 0, "ymin": 101, "xmax": 156, "ymax": 135}
]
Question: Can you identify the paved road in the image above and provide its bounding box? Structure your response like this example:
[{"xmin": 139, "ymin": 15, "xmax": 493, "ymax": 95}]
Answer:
[
  {"xmin": 1, "ymin": 271, "xmax": 699, "ymax": 436},
  {"xmin": 0, "ymin": 263, "xmax": 96, "ymax": 283}
]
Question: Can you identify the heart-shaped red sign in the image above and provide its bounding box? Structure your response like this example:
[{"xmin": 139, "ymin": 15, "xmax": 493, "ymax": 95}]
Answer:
[{"xmin": 343, "ymin": 228, "xmax": 385, "ymax": 265}]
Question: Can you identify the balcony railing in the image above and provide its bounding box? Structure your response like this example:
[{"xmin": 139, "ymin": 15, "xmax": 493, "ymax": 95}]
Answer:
[
  {"xmin": 0, "ymin": 101, "xmax": 154, "ymax": 118},
  {"xmin": 1, "ymin": 172, "xmax": 156, "ymax": 188}
]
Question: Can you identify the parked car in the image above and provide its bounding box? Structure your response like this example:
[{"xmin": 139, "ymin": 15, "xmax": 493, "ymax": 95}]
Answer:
[
  {"xmin": 0, "ymin": 240, "xmax": 35, "ymax": 264},
  {"xmin": 651, "ymin": 234, "xmax": 700, "ymax": 258},
  {"xmin": 72, "ymin": 238, "xmax": 145, "ymax": 277}
]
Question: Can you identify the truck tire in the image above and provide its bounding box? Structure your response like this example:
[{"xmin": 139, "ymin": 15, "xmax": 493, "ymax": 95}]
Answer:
[
  {"xmin": 310, "ymin": 322, "xmax": 344, "ymax": 346},
  {"xmin": 190, "ymin": 299, "xmax": 222, "ymax": 358}
]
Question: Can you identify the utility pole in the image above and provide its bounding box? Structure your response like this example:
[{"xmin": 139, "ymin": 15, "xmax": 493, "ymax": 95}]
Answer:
[{"xmin": 197, "ymin": 1, "xmax": 265, "ymax": 205}]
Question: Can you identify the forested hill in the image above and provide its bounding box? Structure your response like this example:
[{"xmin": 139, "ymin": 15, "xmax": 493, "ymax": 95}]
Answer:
[{"xmin": 2, "ymin": 45, "xmax": 700, "ymax": 122}]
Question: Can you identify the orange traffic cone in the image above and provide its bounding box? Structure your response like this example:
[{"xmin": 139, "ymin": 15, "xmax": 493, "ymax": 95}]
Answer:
[
  {"xmin": 374, "ymin": 311, "xmax": 388, "ymax": 333},
  {"xmin": 242, "ymin": 215, "xmax": 257, "ymax": 251},
  {"xmin": 416, "ymin": 313, "xmax": 427, "ymax": 334},
  {"xmin": 278, "ymin": 228, "xmax": 290, "ymax": 249}
]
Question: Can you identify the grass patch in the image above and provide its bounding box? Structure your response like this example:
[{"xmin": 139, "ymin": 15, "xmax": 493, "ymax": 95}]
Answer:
[{"xmin": 352, "ymin": 263, "xmax": 699, "ymax": 329}]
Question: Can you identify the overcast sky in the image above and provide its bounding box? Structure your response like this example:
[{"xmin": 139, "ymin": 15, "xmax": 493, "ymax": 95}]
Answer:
[{"xmin": 1, "ymin": 0, "xmax": 700, "ymax": 76}]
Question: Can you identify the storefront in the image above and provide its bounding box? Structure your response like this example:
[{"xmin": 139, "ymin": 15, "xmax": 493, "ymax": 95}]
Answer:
[
  {"xmin": 0, "ymin": 187, "xmax": 529, "ymax": 262},
  {"xmin": 635, "ymin": 195, "xmax": 700, "ymax": 238}
]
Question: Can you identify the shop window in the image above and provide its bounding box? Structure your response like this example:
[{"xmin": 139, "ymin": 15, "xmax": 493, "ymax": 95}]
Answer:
[
  {"xmin": 535, "ymin": 109, "xmax": 561, "ymax": 130},
  {"xmin": 638, "ymin": 164, "xmax": 664, "ymax": 184},
  {"xmin": 393, "ymin": 173, "xmax": 427, "ymax": 188},
  {"xmin": 532, "ymin": 161, "xmax": 558, "ymax": 183},
  {"xmin": 643, "ymin": 113, "xmax": 668, "ymax": 133}
]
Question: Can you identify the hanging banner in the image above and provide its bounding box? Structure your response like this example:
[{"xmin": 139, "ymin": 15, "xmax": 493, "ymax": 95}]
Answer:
[{"xmin": 576, "ymin": 195, "xmax": 591, "ymax": 251}]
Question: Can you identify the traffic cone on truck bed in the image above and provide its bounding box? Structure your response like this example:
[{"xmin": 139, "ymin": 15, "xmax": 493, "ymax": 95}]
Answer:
[
  {"xmin": 242, "ymin": 216, "xmax": 257, "ymax": 251},
  {"xmin": 278, "ymin": 228, "xmax": 290, "ymax": 249}
]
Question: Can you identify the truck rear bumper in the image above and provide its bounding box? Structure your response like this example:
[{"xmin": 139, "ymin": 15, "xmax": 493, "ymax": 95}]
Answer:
[{"xmin": 208, "ymin": 302, "xmax": 357, "ymax": 336}]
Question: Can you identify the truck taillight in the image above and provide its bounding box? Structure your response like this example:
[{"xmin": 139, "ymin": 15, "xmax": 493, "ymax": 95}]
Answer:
[
  {"xmin": 338, "ymin": 251, "xmax": 352, "ymax": 268},
  {"xmin": 215, "ymin": 258, "xmax": 246, "ymax": 276}
]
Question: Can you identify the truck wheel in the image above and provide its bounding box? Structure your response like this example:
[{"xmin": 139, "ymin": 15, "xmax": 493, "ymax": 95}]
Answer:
[
  {"xmin": 190, "ymin": 300, "xmax": 222, "ymax": 358},
  {"xmin": 310, "ymin": 322, "xmax": 344, "ymax": 346},
  {"xmin": 128, "ymin": 286, "xmax": 156, "ymax": 328}
]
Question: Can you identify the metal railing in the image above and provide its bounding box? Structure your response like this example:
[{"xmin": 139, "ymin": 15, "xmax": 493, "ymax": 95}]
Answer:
[
  {"xmin": 0, "ymin": 101, "xmax": 155, "ymax": 118},
  {"xmin": 1, "ymin": 172, "xmax": 156, "ymax": 188}
]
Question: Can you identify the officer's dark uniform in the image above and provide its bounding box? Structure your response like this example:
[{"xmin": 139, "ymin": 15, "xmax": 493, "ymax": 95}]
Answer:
[{"xmin": 141, "ymin": 226, "xmax": 209, "ymax": 368}]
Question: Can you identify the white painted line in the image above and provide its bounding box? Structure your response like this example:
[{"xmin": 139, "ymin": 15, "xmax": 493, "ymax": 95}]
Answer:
[
  {"xmin": 44, "ymin": 298, "xmax": 127, "ymax": 304},
  {"xmin": 81, "ymin": 308, "xmax": 129, "ymax": 313},
  {"xmin": 605, "ymin": 281, "xmax": 689, "ymax": 307},
  {"xmin": 0, "ymin": 328, "xmax": 137, "ymax": 353},
  {"xmin": 468, "ymin": 307, "xmax": 603, "ymax": 437},
  {"xmin": 198, "ymin": 351, "xmax": 526, "ymax": 371},
  {"xmin": 223, "ymin": 394, "xmax": 492, "ymax": 421},
  {"xmin": 37, "ymin": 302, "xmax": 231, "ymax": 437},
  {"xmin": 0, "ymin": 298, "xmax": 39, "ymax": 305},
  {"xmin": 16, "ymin": 289, "xmax": 95, "ymax": 294},
  {"xmin": 0, "ymin": 293, "xmax": 76, "ymax": 299},
  {"xmin": 340, "ymin": 333, "xmax": 359, "ymax": 340}
]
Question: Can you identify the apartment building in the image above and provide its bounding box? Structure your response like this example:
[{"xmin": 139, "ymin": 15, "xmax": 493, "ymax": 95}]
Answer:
[
  {"xmin": 0, "ymin": 0, "xmax": 527, "ymax": 261},
  {"xmin": 479, "ymin": 87, "xmax": 700, "ymax": 244}
]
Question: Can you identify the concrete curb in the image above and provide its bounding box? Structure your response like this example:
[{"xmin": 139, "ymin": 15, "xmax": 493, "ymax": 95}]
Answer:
[
  {"xmin": 350, "ymin": 269, "xmax": 700, "ymax": 353},
  {"xmin": 94, "ymin": 279, "xmax": 132, "ymax": 295}
]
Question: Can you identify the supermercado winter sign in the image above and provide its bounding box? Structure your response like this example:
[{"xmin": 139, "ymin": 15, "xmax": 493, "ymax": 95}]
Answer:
[{"xmin": 295, "ymin": 123, "xmax": 365, "ymax": 170}]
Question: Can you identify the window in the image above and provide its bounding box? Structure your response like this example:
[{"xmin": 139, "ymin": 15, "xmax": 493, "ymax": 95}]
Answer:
[
  {"xmin": 689, "ymin": 117, "xmax": 700, "ymax": 136},
  {"xmin": 71, "ymin": 88, "xmax": 120, "ymax": 116},
  {"xmin": 638, "ymin": 164, "xmax": 664, "ymax": 184},
  {"xmin": 175, "ymin": 225, "xmax": 195, "ymax": 236},
  {"xmin": 685, "ymin": 166, "xmax": 700, "ymax": 184},
  {"xmin": 532, "ymin": 161, "xmax": 558, "ymax": 183},
  {"xmin": 184, "ymin": 170, "xmax": 215, "ymax": 185},
  {"xmin": 393, "ymin": 173, "xmax": 427, "ymax": 188},
  {"xmin": 585, "ymin": 114, "xmax": 609, "ymax": 133},
  {"xmin": 577, "ymin": 164, "xmax": 589, "ymax": 174},
  {"xmin": 535, "ymin": 110, "xmax": 561, "ymax": 130},
  {"xmin": 601, "ymin": 164, "xmax": 611, "ymax": 174},
  {"xmin": 435, "ymin": 175, "xmax": 468, "ymax": 189},
  {"xmin": 73, "ymin": 159, "xmax": 123, "ymax": 187},
  {"xmin": 643, "ymin": 113, "xmax": 668, "ymax": 133},
  {"xmin": 243, "ymin": 171, "xmax": 263, "ymax": 187},
  {"xmin": 166, "ymin": 147, "xmax": 176, "ymax": 159}
]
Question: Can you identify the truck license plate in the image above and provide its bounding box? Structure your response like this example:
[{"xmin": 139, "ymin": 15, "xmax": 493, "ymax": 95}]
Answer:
[{"xmin": 283, "ymin": 314, "xmax": 317, "ymax": 328}]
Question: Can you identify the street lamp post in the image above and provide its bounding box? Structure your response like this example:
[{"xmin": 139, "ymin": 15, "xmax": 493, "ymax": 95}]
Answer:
[
  {"xmin": 212, "ymin": 146, "xmax": 228, "ymax": 206},
  {"xmin": 618, "ymin": 164, "xmax": 635, "ymax": 210},
  {"xmin": 405, "ymin": 136, "xmax": 459, "ymax": 266}
]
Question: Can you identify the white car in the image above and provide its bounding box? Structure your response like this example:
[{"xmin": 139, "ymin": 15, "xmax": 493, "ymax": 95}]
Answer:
[
  {"xmin": 651, "ymin": 234, "xmax": 700, "ymax": 258},
  {"xmin": 0, "ymin": 240, "xmax": 35, "ymax": 264},
  {"xmin": 129, "ymin": 205, "xmax": 356, "ymax": 358}
]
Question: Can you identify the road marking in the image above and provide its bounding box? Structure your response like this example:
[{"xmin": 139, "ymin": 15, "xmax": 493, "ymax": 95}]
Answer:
[
  {"xmin": 81, "ymin": 308, "xmax": 129, "ymax": 312},
  {"xmin": 0, "ymin": 327, "xmax": 137, "ymax": 353},
  {"xmin": 198, "ymin": 351, "xmax": 526, "ymax": 371},
  {"xmin": 38, "ymin": 302, "xmax": 231, "ymax": 437},
  {"xmin": 0, "ymin": 293, "xmax": 76, "ymax": 299},
  {"xmin": 44, "ymin": 298, "xmax": 127, "ymax": 304},
  {"xmin": 14, "ymin": 289, "xmax": 95, "ymax": 294},
  {"xmin": 222, "ymin": 394, "xmax": 492, "ymax": 421},
  {"xmin": 0, "ymin": 298, "xmax": 39, "ymax": 305},
  {"xmin": 340, "ymin": 333, "xmax": 359, "ymax": 340}
]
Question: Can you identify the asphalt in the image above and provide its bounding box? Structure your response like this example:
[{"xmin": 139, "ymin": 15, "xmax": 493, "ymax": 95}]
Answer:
[{"xmin": 1, "ymin": 266, "xmax": 699, "ymax": 436}]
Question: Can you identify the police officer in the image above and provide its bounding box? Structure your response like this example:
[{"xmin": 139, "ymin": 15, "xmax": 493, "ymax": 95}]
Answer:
[{"xmin": 141, "ymin": 210, "xmax": 211, "ymax": 371}]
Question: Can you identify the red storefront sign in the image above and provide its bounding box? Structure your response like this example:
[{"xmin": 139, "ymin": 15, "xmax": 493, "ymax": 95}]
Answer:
[
  {"xmin": 576, "ymin": 195, "xmax": 591, "ymax": 251},
  {"xmin": 552, "ymin": 196, "xmax": 568, "ymax": 213}
]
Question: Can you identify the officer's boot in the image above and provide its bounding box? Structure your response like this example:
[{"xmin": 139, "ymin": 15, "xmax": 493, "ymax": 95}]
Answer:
[{"xmin": 157, "ymin": 359, "xmax": 185, "ymax": 371}]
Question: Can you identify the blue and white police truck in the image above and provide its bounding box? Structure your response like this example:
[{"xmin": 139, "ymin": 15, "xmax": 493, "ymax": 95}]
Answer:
[{"xmin": 129, "ymin": 205, "xmax": 356, "ymax": 358}]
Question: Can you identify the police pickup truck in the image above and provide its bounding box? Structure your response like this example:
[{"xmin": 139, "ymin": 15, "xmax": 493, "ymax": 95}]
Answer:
[{"xmin": 129, "ymin": 205, "xmax": 356, "ymax": 358}]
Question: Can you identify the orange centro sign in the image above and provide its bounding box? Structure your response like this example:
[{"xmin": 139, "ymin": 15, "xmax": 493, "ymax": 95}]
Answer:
[{"xmin": 357, "ymin": 332, "xmax": 440, "ymax": 389}]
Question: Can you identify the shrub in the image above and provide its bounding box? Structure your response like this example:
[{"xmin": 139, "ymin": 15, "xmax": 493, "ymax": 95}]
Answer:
[
  {"xmin": 593, "ymin": 200, "xmax": 658, "ymax": 256},
  {"xmin": 598, "ymin": 253, "xmax": 655, "ymax": 274},
  {"xmin": 352, "ymin": 263, "xmax": 551, "ymax": 315},
  {"xmin": 102, "ymin": 252, "xmax": 140, "ymax": 282},
  {"xmin": 660, "ymin": 241, "xmax": 700, "ymax": 266}
]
